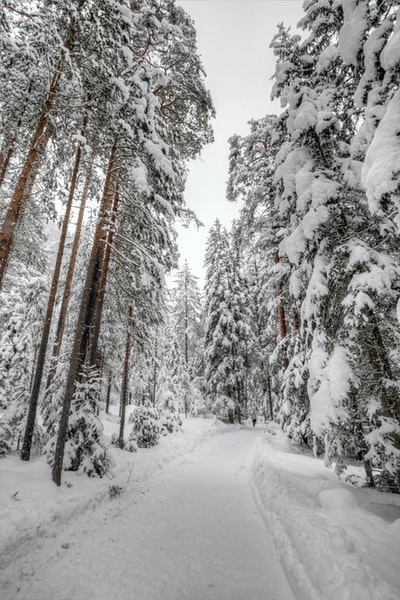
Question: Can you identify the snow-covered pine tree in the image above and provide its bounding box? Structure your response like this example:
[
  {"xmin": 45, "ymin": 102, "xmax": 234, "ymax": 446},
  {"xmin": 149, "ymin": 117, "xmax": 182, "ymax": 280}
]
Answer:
[
  {"xmin": 155, "ymin": 363, "xmax": 182, "ymax": 435},
  {"xmin": 269, "ymin": 0, "xmax": 400, "ymax": 490},
  {"xmin": 204, "ymin": 220, "xmax": 253, "ymax": 422},
  {"xmin": 227, "ymin": 115, "xmax": 289, "ymax": 421},
  {"xmin": 170, "ymin": 261, "xmax": 203, "ymax": 372},
  {"xmin": 0, "ymin": 266, "xmax": 47, "ymax": 453},
  {"xmin": 45, "ymin": 364, "xmax": 113, "ymax": 477},
  {"xmin": 129, "ymin": 402, "xmax": 160, "ymax": 449},
  {"xmin": 339, "ymin": 0, "xmax": 400, "ymax": 490},
  {"xmin": 169, "ymin": 260, "xmax": 204, "ymax": 416}
]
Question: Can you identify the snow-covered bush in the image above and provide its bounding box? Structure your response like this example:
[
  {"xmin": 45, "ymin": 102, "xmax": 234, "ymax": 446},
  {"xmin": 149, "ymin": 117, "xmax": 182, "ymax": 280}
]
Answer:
[
  {"xmin": 155, "ymin": 366, "xmax": 182, "ymax": 435},
  {"xmin": 110, "ymin": 432, "xmax": 137, "ymax": 453},
  {"xmin": 189, "ymin": 387, "xmax": 208, "ymax": 418},
  {"xmin": 212, "ymin": 395, "xmax": 236, "ymax": 423},
  {"xmin": 159, "ymin": 408, "xmax": 182, "ymax": 436},
  {"xmin": 129, "ymin": 403, "xmax": 160, "ymax": 448}
]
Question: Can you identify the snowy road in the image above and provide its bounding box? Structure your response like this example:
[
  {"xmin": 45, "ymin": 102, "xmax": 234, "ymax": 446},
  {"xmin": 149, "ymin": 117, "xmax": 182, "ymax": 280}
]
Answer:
[{"xmin": 1, "ymin": 428, "xmax": 295, "ymax": 600}]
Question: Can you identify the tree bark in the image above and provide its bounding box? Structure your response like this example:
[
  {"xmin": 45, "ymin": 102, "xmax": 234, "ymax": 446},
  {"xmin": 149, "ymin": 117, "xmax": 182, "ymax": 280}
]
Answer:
[
  {"xmin": 105, "ymin": 373, "xmax": 112, "ymax": 415},
  {"xmin": 0, "ymin": 4, "xmax": 85, "ymax": 287},
  {"xmin": 20, "ymin": 140, "xmax": 83, "ymax": 461},
  {"xmin": 0, "ymin": 82, "xmax": 34, "ymax": 189},
  {"xmin": 366, "ymin": 312, "xmax": 400, "ymax": 493},
  {"xmin": 46, "ymin": 152, "xmax": 94, "ymax": 388},
  {"xmin": 52, "ymin": 141, "xmax": 117, "ymax": 486},
  {"xmin": 0, "ymin": 126, "xmax": 16, "ymax": 188},
  {"xmin": 86, "ymin": 182, "xmax": 119, "ymax": 368},
  {"xmin": 274, "ymin": 254, "xmax": 289, "ymax": 369},
  {"xmin": 266, "ymin": 369, "xmax": 274, "ymax": 420},
  {"xmin": 118, "ymin": 306, "xmax": 133, "ymax": 448}
]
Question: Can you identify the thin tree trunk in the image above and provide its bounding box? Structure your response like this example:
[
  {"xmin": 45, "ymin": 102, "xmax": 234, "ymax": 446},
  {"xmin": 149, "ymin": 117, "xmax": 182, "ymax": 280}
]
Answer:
[
  {"xmin": 0, "ymin": 82, "xmax": 34, "ymax": 189},
  {"xmin": 0, "ymin": 6, "xmax": 85, "ymax": 288},
  {"xmin": 86, "ymin": 182, "xmax": 119, "ymax": 368},
  {"xmin": 118, "ymin": 306, "xmax": 133, "ymax": 448},
  {"xmin": 52, "ymin": 141, "xmax": 117, "ymax": 486},
  {"xmin": 20, "ymin": 141, "xmax": 83, "ymax": 461},
  {"xmin": 266, "ymin": 369, "xmax": 274, "ymax": 421},
  {"xmin": 105, "ymin": 373, "xmax": 112, "ymax": 414},
  {"xmin": 152, "ymin": 338, "xmax": 158, "ymax": 404},
  {"xmin": 274, "ymin": 254, "xmax": 289, "ymax": 369},
  {"xmin": 366, "ymin": 316, "xmax": 400, "ymax": 493},
  {"xmin": 0, "ymin": 128, "xmax": 15, "ymax": 188},
  {"xmin": 363, "ymin": 458, "xmax": 375, "ymax": 488},
  {"xmin": 46, "ymin": 152, "xmax": 94, "ymax": 388}
]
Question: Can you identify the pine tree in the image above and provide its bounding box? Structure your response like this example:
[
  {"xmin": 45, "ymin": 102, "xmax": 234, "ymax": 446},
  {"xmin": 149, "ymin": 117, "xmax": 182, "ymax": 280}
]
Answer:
[
  {"xmin": 0, "ymin": 266, "xmax": 47, "ymax": 453},
  {"xmin": 44, "ymin": 365, "xmax": 113, "ymax": 477},
  {"xmin": 204, "ymin": 221, "xmax": 253, "ymax": 422},
  {"xmin": 268, "ymin": 0, "xmax": 400, "ymax": 489},
  {"xmin": 129, "ymin": 402, "xmax": 160, "ymax": 448}
]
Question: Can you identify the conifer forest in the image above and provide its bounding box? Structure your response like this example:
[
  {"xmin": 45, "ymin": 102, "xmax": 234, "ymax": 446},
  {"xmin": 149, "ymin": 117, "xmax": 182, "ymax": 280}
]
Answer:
[{"xmin": 1, "ymin": 2, "xmax": 400, "ymax": 599}]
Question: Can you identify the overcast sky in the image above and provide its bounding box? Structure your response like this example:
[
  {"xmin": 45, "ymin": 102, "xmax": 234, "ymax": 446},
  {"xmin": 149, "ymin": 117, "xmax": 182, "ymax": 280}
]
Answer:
[{"xmin": 174, "ymin": 0, "xmax": 304, "ymax": 285}]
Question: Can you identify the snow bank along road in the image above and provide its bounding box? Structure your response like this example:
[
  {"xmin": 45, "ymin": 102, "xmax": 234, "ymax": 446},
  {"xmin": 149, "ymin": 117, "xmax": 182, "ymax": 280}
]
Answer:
[{"xmin": 0, "ymin": 428, "xmax": 295, "ymax": 600}]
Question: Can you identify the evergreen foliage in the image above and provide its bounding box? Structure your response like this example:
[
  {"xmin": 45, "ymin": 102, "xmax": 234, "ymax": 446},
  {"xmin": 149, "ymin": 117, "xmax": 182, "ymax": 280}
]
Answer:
[
  {"xmin": 45, "ymin": 366, "xmax": 113, "ymax": 477},
  {"xmin": 225, "ymin": 0, "xmax": 400, "ymax": 490},
  {"xmin": 129, "ymin": 403, "xmax": 160, "ymax": 448},
  {"xmin": 203, "ymin": 221, "xmax": 253, "ymax": 422}
]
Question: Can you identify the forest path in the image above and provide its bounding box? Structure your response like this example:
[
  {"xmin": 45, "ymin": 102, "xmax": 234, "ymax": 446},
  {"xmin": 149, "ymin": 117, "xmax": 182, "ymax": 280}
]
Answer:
[{"xmin": 1, "ymin": 427, "xmax": 295, "ymax": 600}]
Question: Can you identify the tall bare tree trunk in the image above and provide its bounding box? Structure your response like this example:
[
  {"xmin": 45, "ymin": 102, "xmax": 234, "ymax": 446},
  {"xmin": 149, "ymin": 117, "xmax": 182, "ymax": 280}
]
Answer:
[
  {"xmin": 118, "ymin": 306, "xmax": 133, "ymax": 448},
  {"xmin": 46, "ymin": 153, "xmax": 94, "ymax": 388},
  {"xmin": 86, "ymin": 182, "xmax": 119, "ymax": 368},
  {"xmin": 52, "ymin": 141, "xmax": 117, "ymax": 486},
  {"xmin": 0, "ymin": 4, "xmax": 85, "ymax": 287},
  {"xmin": 20, "ymin": 140, "xmax": 83, "ymax": 461},
  {"xmin": 105, "ymin": 372, "xmax": 112, "ymax": 415}
]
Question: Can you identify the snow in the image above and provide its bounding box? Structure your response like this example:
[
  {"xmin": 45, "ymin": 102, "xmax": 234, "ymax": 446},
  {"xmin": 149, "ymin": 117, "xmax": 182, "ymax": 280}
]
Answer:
[
  {"xmin": 251, "ymin": 424, "xmax": 400, "ymax": 600},
  {"xmin": 361, "ymin": 89, "xmax": 400, "ymax": 214},
  {"xmin": 0, "ymin": 412, "xmax": 219, "ymax": 561},
  {"xmin": 381, "ymin": 7, "xmax": 400, "ymax": 71},
  {"xmin": 316, "ymin": 46, "xmax": 340, "ymax": 73},
  {"xmin": 309, "ymin": 344, "xmax": 354, "ymax": 435},
  {"xmin": 338, "ymin": 0, "xmax": 368, "ymax": 66},
  {"xmin": 1, "ymin": 417, "xmax": 399, "ymax": 600}
]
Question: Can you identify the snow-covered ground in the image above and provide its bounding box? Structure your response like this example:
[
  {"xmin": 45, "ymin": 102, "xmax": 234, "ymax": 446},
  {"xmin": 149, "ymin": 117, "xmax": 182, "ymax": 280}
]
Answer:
[
  {"xmin": 0, "ymin": 415, "xmax": 399, "ymax": 600},
  {"xmin": 252, "ymin": 423, "xmax": 400, "ymax": 600}
]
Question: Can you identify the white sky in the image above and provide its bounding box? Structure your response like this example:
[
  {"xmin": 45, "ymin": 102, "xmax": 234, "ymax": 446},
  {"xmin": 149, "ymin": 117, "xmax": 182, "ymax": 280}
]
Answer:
[{"xmin": 173, "ymin": 0, "xmax": 304, "ymax": 285}]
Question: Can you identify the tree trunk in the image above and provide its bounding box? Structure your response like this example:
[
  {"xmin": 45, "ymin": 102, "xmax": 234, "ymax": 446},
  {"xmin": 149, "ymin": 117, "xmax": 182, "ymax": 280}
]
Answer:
[
  {"xmin": 0, "ymin": 5, "xmax": 85, "ymax": 287},
  {"xmin": 0, "ymin": 70, "xmax": 61, "ymax": 287},
  {"xmin": 0, "ymin": 126, "xmax": 16, "ymax": 189},
  {"xmin": 363, "ymin": 458, "xmax": 375, "ymax": 488},
  {"xmin": 274, "ymin": 254, "xmax": 289, "ymax": 369},
  {"xmin": 52, "ymin": 141, "xmax": 117, "ymax": 486},
  {"xmin": 266, "ymin": 369, "xmax": 274, "ymax": 421},
  {"xmin": 86, "ymin": 182, "xmax": 119, "ymax": 368},
  {"xmin": 118, "ymin": 307, "xmax": 133, "ymax": 448},
  {"xmin": 366, "ymin": 313, "xmax": 400, "ymax": 493},
  {"xmin": 20, "ymin": 140, "xmax": 83, "ymax": 461},
  {"xmin": 46, "ymin": 152, "xmax": 94, "ymax": 388},
  {"xmin": 0, "ymin": 82, "xmax": 34, "ymax": 189},
  {"xmin": 105, "ymin": 373, "xmax": 112, "ymax": 414}
]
